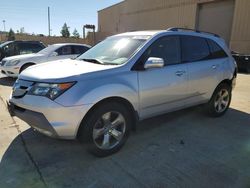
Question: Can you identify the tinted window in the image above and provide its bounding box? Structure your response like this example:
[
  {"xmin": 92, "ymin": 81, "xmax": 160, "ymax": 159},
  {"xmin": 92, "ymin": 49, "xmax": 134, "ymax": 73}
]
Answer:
[
  {"xmin": 207, "ymin": 39, "xmax": 228, "ymax": 59},
  {"xmin": 181, "ymin": 36, "xmax": 210, "ymax": 62},
  {"xmin": 56, "ymin": 46, "xmax": 72, "ymax": 55},
  {"xmin": 144, "ymin": 36, "xmax": 181, "ymax": 65},
  {"xmin": 18, "ymin": 43, "xmax": 44, "ymax": 54},
  {"xmin": 72, "ymin": 45, "xmax": 89, "ymax": 54},
  {"xmin": 3, "ymin": 42, "xmax": 18, "ymax": 56}
]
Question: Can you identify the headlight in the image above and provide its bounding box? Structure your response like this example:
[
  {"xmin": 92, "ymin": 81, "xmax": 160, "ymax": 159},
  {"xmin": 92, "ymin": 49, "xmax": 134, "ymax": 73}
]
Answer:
[
  {"xmin": 6, "ymin": 60, "xmax": 21, "ymax": 66},
  {"xmin": 28, "ymin": 82, "xmax": 76, "ymax": 100}
]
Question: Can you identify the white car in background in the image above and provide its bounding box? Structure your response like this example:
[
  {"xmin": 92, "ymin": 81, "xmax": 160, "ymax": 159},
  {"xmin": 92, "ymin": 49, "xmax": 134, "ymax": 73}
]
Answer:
[{"xmin": 0, "ymin": 43, "xmax": 91, "ymax": 77}]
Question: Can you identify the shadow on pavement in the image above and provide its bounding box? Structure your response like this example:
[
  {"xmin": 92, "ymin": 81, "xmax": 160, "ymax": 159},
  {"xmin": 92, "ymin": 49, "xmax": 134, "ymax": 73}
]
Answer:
[
  {"xmin": 0, "ymin": 107, "xmax": 250, "ymax": 188},
  {"xmin": 0, "ymin": 77, "xmax": 16, "ymax": 87}
]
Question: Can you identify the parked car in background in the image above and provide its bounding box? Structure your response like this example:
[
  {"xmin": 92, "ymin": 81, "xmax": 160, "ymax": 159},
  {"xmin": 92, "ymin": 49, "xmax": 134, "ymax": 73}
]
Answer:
[
  {"xmin": 8, "ymin": 28, "xmax": 237, "ymax": 156},
  {"xmin": 0, "ymin": 43, "xmax": 91, "ymax": 77},
  {"xmin": 232, "ymin": 51, "xmax": 250, "ymax": 73},
  {"xmin": 0, "ymin": 41, "xmax": 46, "ymax": 61}
]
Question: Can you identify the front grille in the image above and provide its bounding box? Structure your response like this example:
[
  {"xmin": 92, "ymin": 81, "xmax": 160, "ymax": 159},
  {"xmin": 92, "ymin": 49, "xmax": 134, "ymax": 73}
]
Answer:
[{"xmin": 12, "ymin": 79, "xmax": 34, "ymax": 98}]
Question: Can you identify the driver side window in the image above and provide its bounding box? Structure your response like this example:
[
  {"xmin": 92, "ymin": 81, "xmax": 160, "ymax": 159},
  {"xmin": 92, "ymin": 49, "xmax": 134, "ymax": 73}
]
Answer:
[{"xmin": 145, "ymin": 36, "xmax": 181, "ymax": 65}]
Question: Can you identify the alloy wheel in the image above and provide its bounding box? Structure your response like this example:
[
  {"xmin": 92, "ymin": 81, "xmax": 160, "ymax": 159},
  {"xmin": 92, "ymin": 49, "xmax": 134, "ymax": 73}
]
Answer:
[
  {"xmin": 214, "ymin": 89, "xmax": 230, "ymax": 113},
  {"xmin": 92, "ymin": 111, "xmax": 126, "ymax": 150}
]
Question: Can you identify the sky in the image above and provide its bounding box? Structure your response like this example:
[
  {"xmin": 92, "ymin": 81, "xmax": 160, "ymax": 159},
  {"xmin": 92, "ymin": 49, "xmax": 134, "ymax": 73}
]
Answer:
[{"xmin": 0, "ymin": 0, "xmax": 123, "ymax": 37}]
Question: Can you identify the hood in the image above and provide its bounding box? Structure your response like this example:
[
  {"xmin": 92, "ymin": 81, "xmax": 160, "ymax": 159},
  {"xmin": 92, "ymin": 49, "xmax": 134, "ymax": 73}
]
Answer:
[
  {"xmin": 19, "ymin": 59, "xmax": 118, "ymax": 82},
  {"xmin": 3, "ymin": 53, "xmax": 44, "ymax": 61}
]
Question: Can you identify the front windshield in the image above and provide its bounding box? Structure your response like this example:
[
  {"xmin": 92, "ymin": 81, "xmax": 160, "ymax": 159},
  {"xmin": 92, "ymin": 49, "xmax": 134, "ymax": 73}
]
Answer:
[
  {"xmin": 77, "ymin": 35, "xmax": 149, "ymax": 65},
  {"xmin": 38, "ymin": 44, "xmax": 57, "ymax": 55}
]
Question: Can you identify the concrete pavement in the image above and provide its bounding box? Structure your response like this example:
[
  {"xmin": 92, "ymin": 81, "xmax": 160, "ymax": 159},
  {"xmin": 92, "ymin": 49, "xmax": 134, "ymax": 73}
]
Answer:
[{"xmin": 0, "ymin": 72, "xmax": 250, "ymax": 188}]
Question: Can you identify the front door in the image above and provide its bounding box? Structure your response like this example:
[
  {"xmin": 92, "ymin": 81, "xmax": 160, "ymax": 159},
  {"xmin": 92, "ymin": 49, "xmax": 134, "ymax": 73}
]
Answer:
[{"xmin": 137, "ymin": 36, "xmax": 189, "ymax": 119}]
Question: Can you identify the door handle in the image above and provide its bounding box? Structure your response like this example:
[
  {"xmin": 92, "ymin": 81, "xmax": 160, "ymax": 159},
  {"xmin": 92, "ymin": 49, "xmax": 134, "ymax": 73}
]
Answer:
[{"xmin": 175, "ymin": 71, "xmax": 186, "ymax": 76}]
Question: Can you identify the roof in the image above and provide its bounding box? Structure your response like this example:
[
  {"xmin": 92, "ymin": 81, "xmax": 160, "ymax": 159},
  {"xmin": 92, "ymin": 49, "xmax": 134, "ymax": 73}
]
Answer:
[
  {"xmin": 112, "ymin": 29, "xmax": 224, "ymax": 43},
  {"xmin": 51, "ymin": 43, "xmax": 91, "ymax": 47},
  {"xmin": 114, "ymin": 30, "xmax": 164, "ymax": 37}
]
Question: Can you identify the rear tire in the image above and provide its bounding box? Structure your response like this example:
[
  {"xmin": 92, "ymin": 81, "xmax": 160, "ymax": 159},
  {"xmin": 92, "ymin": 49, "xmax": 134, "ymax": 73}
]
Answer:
[
  {"xmin": 78, "ymin": 102, "xmax": 132, "ymax": 157},
  {"xmin": 206, "ymin": 83, "xmax": 232, "ymax": 117}
]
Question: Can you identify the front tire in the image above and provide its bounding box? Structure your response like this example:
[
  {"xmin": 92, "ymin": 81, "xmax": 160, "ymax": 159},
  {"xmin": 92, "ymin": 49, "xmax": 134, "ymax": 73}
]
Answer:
[
  {"xmin": 20, "ymin": 64, "xmax": 34, "ymax": 73},
  {"xmin": 78, "ymin": 102, "xmax": 132, "ymax": 157},
  {"xmin": 207, "ymin": 83, "xmax": 232, "ymax": 117}
]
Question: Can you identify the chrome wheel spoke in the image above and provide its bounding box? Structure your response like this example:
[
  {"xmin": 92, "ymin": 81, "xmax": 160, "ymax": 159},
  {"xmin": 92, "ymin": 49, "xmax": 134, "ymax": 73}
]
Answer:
[
  {"xmin": 214, "ymin": 101, "xmax": 219, "ymax": 108},
  {"xmin": 110, "ymin": 129, "xmax": 123, "ymax": 141},
  {"xmin": 221, "ymin": 100, "xmax": 228, "ymax": 106},
  {"xmin": 218, "ymin": 103, "xmax": 222, "ymax": 112},
  {"xmin": 102, "ymin": 133, "xmax": 111, "ymax": 148},
  {"xmin": 102, "ymin": 112, "xmax": 111, "ymax": 125},
  {"xmin": 111, "ymin": 114, "xmax": 124, "ymax": 128},
  {"xmin": 93, "ymin": 128, "xmax": 105, "ymax": 139}
]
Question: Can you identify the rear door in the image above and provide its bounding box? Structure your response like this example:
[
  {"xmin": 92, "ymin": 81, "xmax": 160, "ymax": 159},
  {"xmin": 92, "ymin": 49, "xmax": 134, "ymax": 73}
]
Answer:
[
  {"xmin": 181, "ymin": 35, "xmax": 227, "ymax": 105},
  {"xmin": 138, "ymin": 36, "xmax": 189, "ymax": 118}
]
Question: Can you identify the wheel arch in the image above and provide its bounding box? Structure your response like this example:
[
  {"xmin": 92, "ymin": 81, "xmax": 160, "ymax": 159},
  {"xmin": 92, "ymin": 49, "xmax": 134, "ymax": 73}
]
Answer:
[
  {"xmin": 76, "ymin": 96, "xmax": 138, "ymax": 139},
  {"xmin": 19, "ymin": 62, "xmax": 36, "ymax": 73}
]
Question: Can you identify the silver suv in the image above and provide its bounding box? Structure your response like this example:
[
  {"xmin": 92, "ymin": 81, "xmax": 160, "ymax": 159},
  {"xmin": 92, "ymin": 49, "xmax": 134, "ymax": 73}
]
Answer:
[{"xmin": 9, "ymin": 28, "xmax": 237, "ymax": 156}]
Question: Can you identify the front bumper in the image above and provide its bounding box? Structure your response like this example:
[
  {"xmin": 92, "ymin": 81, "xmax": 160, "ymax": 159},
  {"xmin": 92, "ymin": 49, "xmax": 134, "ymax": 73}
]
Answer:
[
  {"xmin": 9, "ymin": 95, "xmax": 93, "ymax": 139},
  {"xmin": 0, "ymin": 65, "xmax": 19, "ymax": 77},
  {"xmin": 8, "ymin": 102, "xmax": 58, "ymax": 137}
]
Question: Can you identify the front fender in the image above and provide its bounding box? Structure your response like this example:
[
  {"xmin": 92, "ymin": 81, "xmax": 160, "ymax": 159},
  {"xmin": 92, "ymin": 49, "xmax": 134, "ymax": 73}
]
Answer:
[
  {"xmin": 80, "ymin": 83, "xmax": 139, "ymax": 111},
  {"xmin": 56, "ymin": 72, "xmax": 139, "ymax": 111}
]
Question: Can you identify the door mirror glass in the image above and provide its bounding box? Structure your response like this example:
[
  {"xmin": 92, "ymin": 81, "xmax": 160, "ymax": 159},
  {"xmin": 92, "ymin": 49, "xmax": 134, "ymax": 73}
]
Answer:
[
  {"xmin": 144, "ymin": 57, "xmax": 164, "ymax": 69},
  {"xmin": 51, "ymin": 51, "xmax": 58, "ymax": 57}
]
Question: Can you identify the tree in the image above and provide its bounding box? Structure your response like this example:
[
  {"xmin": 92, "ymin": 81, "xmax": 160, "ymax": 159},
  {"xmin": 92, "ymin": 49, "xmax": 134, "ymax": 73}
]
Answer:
[
  {"xmin": 72, "ymin": 28, "xmax": 80, "ymax": 38},
  {"xmin": 8, "ymin": 28, "xmax": 15, "ymax": 40},
  {"xmin": 60, "ymin": 23, "xmax": 70, "ymax": 37}
]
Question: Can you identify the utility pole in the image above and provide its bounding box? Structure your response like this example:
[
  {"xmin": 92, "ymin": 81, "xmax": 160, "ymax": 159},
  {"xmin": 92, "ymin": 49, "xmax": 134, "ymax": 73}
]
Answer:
[
  {"xmin": 3, "ymin": 20, "xmax": 6, "ymax": 32},
  {"xmin": 83, "ymin": 26, "xmax": 85, "ymax": 39},
  {"xmin": 48, "ymin": 7, "xmax": 51, "ymax": 36}
]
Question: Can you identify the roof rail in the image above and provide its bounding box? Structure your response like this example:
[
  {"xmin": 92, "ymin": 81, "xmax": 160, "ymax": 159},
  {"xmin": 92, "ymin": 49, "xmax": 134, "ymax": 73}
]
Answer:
[{"xmin": 167, "ymin": 27, "xmax": 220, "ymax": 38}]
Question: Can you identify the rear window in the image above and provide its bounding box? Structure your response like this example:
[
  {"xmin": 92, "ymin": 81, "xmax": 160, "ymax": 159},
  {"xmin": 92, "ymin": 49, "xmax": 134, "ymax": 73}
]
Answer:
[
  {"xmin": 207, "ymin": 39, "xmax": 228, "ymax": 59},
  {"xmin": 181, "ymin": 36, "xmax": 210, "ymax": 62}
]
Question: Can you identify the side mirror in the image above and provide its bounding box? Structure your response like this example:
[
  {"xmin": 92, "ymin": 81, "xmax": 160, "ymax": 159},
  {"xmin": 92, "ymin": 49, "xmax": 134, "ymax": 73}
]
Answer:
[
  {"xmin": 51, "ymin": 52, "xmax": 58, "ymax": 57},
  {"xmin": 144, "ymin": 57, "xmax": 164, "ymax": 69}
]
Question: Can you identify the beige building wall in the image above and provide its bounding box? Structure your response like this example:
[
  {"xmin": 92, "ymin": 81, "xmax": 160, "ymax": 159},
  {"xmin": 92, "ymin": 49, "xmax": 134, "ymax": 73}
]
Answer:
[
  {"xmin": 98, "ymin": 0, "xmax": 250, "ymax": 53},
  {"xmin": 0, "ymin": 33, "xmax": 91, "ymax": 46},
  {"xmin": 230, "ymin": 0, "xmax": 250, "ymax": 53}
]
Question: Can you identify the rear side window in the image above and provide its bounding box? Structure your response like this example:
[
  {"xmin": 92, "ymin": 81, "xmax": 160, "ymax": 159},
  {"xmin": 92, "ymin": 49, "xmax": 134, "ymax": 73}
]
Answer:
[
  {"xmin": 207, "ymin": 39, "xmax": 228, "ymax": 59},
  {"xmin": 72, "ymin": 45, "xmax": 89, "ymax": 54},
  {"xmin": 181, "ymin": 36, "xmax": 210, "ymax": 62},
  {"xmin": 56, "ymin": 46, "xmax": 72, "ymax": 55}
]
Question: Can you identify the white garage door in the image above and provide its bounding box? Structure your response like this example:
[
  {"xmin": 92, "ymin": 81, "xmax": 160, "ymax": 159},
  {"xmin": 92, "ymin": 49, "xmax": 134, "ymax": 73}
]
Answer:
[{"xmin": 197, "ymin": 0, "xmax": 235, "ymax": 44}]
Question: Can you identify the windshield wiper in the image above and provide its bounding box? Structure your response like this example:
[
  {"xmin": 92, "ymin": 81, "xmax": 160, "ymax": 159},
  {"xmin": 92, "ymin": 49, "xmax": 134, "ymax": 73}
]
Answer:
[{"xmin": 81, "ymin": 58, "xmax": 104, "ymax": 65}]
